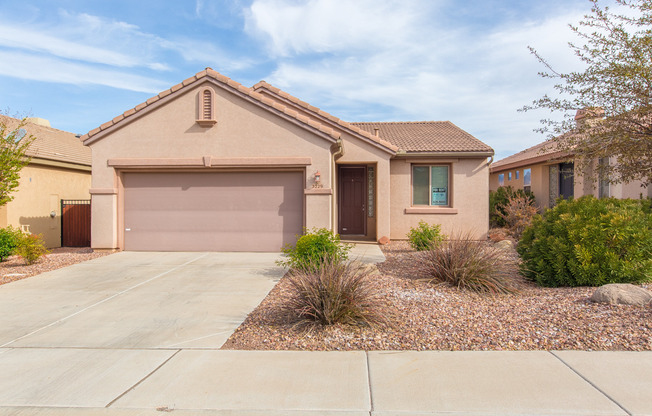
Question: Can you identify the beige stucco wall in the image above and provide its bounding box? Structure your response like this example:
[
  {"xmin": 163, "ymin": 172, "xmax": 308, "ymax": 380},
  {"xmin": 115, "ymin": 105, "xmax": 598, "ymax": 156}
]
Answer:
[
  {"xmin": 2, "ymin": 162, "xmax": 91, "ymax": 248},
  {"xmin": 88, "ymin": 81, "xmax": 337, "ymax": 250},
  {"xmin": 390, "ymin": 157, "xmax": 490, "ymax": 240},
  {"xmin": 491, "ymin": 158, "xmax": 650, "ymax": 211}
]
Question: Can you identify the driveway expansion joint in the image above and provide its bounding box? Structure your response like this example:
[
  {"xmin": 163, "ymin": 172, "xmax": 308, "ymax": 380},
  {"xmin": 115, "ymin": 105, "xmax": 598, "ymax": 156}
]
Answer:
[
  {"xmin": 0, "ymin": 253, "xmax": 210, "ymax": 349},
  {"xmin": 549, "ymin": 351, "xmax": 633, "ymax": 416},
  {"xmin": 105, "ymin": 349, "xmax": 182, "ymax": 408},
  {"xmin": 365, "ymin": 351, "xmax": 374, "ymax": 414}
]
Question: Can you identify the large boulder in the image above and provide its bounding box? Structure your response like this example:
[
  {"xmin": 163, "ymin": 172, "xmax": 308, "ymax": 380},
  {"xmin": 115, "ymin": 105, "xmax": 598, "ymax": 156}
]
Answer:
[{"xmin": 590, "ymin": 284, "xmax": 652, "ymax": 307}]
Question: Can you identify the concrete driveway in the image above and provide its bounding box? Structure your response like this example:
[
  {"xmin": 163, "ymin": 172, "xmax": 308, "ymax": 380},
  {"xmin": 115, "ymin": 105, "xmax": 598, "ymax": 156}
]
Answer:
[{"xmin": 0, "ymin": 251, "xmax": 284, "ymax": 349}]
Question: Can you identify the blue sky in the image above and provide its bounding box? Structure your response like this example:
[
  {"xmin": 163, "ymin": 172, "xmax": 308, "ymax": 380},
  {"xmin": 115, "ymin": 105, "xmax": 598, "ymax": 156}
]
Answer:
[{"xmin": 0, "ymin": 0, "xmax": 600, "ymax": 159}]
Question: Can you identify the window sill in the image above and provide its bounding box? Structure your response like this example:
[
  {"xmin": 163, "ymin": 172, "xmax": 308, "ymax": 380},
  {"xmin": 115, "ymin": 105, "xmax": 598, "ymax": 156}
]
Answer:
[
  {"xmin": 196, "ymin": 119, "xmax": 217, "ymax": 127},
  {"xmin": 405, "ymin": 207, "xmax": 458, "ymax": 215}
]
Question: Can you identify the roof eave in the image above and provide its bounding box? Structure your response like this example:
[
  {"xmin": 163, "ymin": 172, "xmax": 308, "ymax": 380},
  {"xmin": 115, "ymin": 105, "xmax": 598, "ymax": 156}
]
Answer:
[
  {"xmin": 254, "ymin": 83, "xmax": 398, "ymax": 155},
  {"xmin": 489, "ymin": 151, "xmax": 569, "ymax": 173},
  {"xmin": 395, "ymin": 150, "xmax": 494, "ymax": 158},
  {"xmin": 83, "ymin": 71, "xmax": 341, "ymax": 146}
]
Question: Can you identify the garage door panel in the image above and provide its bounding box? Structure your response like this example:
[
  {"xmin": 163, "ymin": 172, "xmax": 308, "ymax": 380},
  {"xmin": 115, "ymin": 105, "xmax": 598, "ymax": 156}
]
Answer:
[{"xmin": 123, "ymin": 172, "xmax": 303, "ymax": 252}]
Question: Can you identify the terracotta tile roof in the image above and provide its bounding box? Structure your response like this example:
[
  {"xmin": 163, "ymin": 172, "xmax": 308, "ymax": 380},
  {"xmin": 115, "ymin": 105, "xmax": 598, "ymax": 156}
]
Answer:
[
  {"xmin": 81, "ymin": 68, "xmax": 341, "ymax": 143},
  {"xmin": 490, "ymin": 139, "xmax": 567, "ymax": 173},
  {"xmin": 351, "ymin": 121, "xmax": 493, "ymax": 154},
  {"xmin": 0, "ymin": 115, "xmax": 90, "ymax": 167},
  {"xmin": 252, "ymin": 81, "xmax": 398, "ymax": 153}
]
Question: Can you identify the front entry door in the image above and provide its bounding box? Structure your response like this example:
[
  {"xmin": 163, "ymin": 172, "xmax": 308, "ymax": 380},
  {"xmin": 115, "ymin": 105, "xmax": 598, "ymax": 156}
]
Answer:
[{"xmin": 339, "ymin": 166, "xmax": 366, "ymax": 235}]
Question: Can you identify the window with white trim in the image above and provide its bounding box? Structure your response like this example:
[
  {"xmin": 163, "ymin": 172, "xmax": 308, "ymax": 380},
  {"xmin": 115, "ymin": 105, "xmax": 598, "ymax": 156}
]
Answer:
[{"xmin": 412, "ymin": 165, "xmax": 450, "ymax": 206}]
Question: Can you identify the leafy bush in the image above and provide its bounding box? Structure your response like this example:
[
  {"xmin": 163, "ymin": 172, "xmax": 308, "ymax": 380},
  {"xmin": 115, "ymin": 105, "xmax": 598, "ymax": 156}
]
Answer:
[
  {"xmin": 278, "ymin": 228, "xmax": 352, "ymax": 271},
  {"xmin": 0, "ymin": 226, "xmax": 22, "ymax": 261},
  {"xmin": 498, "ymin": 194, "xmax": 538, "ymax": 240},
  {"xmin": 518, "ymin": 196, "xmax": 652, "ymax": 287},
  {"xmin": 283, "ymin": 259, "xmax": 390, "ymax": 327},
  {"xmin": 425, "ymin": 233, "xmax": 519, "ymax": 294},
  {"xmin": 490, "ymin": 186, "xmax": 535, "ymax": 227},
  {"xmin": 407, "ymin": 221, "xmax": 445, "ymax": 251},
  {"xmin": 14, "ymin": 233, "xmax": 49, "ymax": 265}
]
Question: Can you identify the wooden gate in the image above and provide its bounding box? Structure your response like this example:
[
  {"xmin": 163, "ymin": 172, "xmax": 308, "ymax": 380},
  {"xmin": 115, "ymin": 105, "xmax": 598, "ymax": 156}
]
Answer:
[{"xmin": 61, "ymin": 200, "xmax": 91, "ymax": 247}]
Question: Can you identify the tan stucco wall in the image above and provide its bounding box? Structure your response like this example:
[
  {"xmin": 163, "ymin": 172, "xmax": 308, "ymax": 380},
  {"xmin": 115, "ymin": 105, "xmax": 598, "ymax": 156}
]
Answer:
[
  {"xmin": 88, "ymin": 81, "xmax": 336, "ymax": 249},
  {"xmin": 390, "ymin": 157, "xmax": 490, "ymax": 240},
  {"xmin": 491, "ymin": 158, "xmax": 650, "ymax": 211},
  {"xmin": 3, "ymin": 162, "xmax": 91, "ymax": 248}
]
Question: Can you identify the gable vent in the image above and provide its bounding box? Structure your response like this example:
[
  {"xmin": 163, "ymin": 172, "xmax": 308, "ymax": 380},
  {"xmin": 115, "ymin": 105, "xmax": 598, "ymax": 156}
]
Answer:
[
  {"xmin": 197, "ymin": 88, "xmax": 217, "ymax": 127},
  {"xmin": 203, "ymin": 90, "xmax": 212, "ymax": 119}
]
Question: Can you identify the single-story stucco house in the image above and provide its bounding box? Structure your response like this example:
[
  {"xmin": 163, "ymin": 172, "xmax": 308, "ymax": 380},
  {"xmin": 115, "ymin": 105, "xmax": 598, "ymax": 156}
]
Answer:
[
  {"xmin": 81, "ymin": 68, "xmax": 493, "ymax": 252},
  {"xmin": 490, "ymin": 110, "xmax": 650, "ymax": 210},
  {"xmin": 0, "ymin": 115, "xmax": 91, "ymax": 248}
]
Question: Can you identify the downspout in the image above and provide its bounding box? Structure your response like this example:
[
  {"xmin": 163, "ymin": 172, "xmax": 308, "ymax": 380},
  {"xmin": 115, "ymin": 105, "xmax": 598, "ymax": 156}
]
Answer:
[
  {"xmin": 487, "ymin": 155, "xmax": 494, "ymax": 166},
  {"xmin": 331, "ymin": 138, "xmax": 344, "ymax": 232}
]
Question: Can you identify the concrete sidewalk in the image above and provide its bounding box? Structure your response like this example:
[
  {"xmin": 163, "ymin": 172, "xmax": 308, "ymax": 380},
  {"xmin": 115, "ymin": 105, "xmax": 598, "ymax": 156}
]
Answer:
[{"xmin": 1, "ymin": 349, "xmax": 650, "ymax": 415}]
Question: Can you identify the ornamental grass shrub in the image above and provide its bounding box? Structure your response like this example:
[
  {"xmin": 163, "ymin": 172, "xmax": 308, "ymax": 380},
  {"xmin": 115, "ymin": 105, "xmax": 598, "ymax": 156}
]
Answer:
[
  {"xmin": 407, "ymin": 220, "xmax": 445, "ymax": 251},
  {"xmin": 278, "ymin": 228, "xmax": 352, "ymax": 271},
  {"xmin": 14, "ymin": 233, "xmax": 49, "ymax": 265},
  {"xmin": 283, "ymin": 259, "xmax": 390, "ymax": 328},
  {"xmin": 0, "ymin": 226, "xmax": 22, "ymax": 262},
  {"xmin": 425, "ymin": 232, "xmax": 519, "ymax": 294},
  {"xmin": 490, "ymin": 186, "xmax": 536, "ymax": 227},
  {"xmin": 517, "ymin": 196, "xmax": 652, "ymax": 287},
  {"xmin": 498, "ymin": 194, "xmax": 538, "ymax": 240}
]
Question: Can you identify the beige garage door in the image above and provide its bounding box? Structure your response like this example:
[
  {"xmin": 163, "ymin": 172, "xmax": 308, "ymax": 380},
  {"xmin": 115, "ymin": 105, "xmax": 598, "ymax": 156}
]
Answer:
[{"xmin": 123, "ymin": 171, "xmax": 303, "ymax": 252}]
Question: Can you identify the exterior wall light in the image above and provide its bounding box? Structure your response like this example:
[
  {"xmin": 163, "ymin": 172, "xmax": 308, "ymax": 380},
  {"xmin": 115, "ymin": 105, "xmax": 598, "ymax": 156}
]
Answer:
[{"xmin": 312, "ymin": 170, "xmax": 323, "ymax": 189}]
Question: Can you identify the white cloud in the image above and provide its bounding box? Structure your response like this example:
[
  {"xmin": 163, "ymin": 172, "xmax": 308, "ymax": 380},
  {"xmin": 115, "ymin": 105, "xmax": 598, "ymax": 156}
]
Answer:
[
  {"xmin": 0, "ymin": 51, "xmax": 168, "ymax": 93},
  {"xmin": 0, "ymin": 9, "xmax": 256, "ymax": 88},
  {"xmin": 245, "ymin": 0, "xmax": 592, "ymax": 159},
  {"xmin": 245, "ymin": 0, "xmax": 433, "ymax": 56}
]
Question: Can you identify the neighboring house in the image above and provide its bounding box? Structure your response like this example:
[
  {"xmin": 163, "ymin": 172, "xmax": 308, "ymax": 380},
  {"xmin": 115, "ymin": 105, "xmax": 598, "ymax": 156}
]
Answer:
[
  {"xmin": 490, "ymin": 111, "xmax": 651, "ymax": 209},
  {"xmin": 0, "ymin": 115, "xmax": 91, "ymax": 248},
  {"xmin": 81, "ymin": 68, "xmax": 493, "ymax": 252}
]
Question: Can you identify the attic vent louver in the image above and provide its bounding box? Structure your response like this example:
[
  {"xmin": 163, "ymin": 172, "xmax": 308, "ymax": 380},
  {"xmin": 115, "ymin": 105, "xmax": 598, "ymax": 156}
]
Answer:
[{"xmin": 197, "ymin": 87, "xmax": 217, "ymax": 127}]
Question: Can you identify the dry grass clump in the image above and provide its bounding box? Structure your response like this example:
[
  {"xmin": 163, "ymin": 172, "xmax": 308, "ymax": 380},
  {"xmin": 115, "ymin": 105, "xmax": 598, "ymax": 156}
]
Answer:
[
  {"xmin": 425, "ymin": 233, "xmax": 519, "ymax": 294},
  {"xmin": 283, "ymin": 260, "xmax": 391, "ymax": 328}
]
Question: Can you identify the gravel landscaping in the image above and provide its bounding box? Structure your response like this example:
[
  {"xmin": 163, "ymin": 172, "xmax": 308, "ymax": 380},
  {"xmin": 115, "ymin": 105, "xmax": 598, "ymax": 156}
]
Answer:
[
  {"xmin": 0, "ymin": 247, "xmax": 111, "ymax": 285},
  {"xmin": 223, "ymin": 241, "xmax": 652, "ymax": 351}
]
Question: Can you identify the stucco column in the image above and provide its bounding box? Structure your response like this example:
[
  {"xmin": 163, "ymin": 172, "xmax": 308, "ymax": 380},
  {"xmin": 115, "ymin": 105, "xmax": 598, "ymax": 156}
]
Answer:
[
  {"xmin": 90, "ymin": 193, "xmax": 118, "ymax": 250},
  {"xmin": 376, "ymin": 158, "xmax": 391, "ymax": 242}
]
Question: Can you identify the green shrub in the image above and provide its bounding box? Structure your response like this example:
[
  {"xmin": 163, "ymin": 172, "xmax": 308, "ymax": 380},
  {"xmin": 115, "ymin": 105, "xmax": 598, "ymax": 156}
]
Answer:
[
  {"xmin": 490, "ymin": 186, "xmax": 535, "ymax": 227},
  {"xmin": 14, "ymin": 233, "xmax": 49, "ymax": 265},
  {"xmin": 0, "ymin": 226, "xmax": 22, "ymax": 261},
  {"xmin": 407, "ymin": 221, "xmax": 445, "ymax": 251},
  {"xmin": 425, "ymin": 232, "xmax": 519, "ymax": 294},
  {"xmin": 283, "ymin": 259, "xmax": 390, "ymax": 327},
  {"xmin": 518, "ymin": 196, "xmax": 652, "ymax": 287},
  {"xmin": 278, "ymin": 228, "xmax": 352, "ymax": 271}
]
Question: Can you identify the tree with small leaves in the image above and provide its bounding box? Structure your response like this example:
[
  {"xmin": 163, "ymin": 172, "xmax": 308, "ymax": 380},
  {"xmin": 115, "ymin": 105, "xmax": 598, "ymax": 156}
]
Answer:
[
  {"xmin": 0, "ymin": 118, "xmax": 35, "ymax": 206},
  {"xmin": 523, "ymin": 0, "xmax": 652, "ymax": 186}
]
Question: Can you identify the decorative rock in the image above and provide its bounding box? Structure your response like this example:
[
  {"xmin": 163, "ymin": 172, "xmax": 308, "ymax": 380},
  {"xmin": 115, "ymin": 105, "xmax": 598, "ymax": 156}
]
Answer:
[
  {"xmin": 590, "ymin": 284, "xmax": 652, "ymax": 307},
  {"xmin": 488, "ymin": 229, "xmax": 508, "ymax": 242},
  {"xmin": 495, "ymin": 240, "xmax": 514, "ymax": 251},
  {"xmin": 378, "ymin": 236, "xmax": 390, "ymax": 245},
  {"xmin": 350, "ymin": 261, "xmax": 381, "ymax": 277}
]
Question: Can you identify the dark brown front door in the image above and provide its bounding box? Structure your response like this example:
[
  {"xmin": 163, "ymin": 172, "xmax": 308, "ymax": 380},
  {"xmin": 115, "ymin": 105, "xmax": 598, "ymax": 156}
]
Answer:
[{"xmin": 339, "ymin": 166, "xmax": 366, "ymax": 235}]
